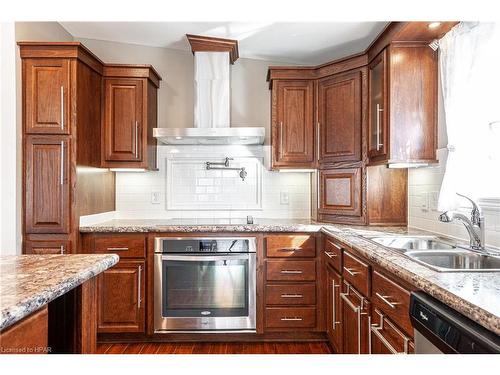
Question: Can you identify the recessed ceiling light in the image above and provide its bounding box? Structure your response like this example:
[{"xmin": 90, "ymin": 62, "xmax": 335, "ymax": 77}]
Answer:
[
  {"xmin": 428, "ymin": 22, "xmax": 442, "ymax": 29},
  {"xmin": 175, "ymin": 136, "xmax": 183, "ymax": 140}
]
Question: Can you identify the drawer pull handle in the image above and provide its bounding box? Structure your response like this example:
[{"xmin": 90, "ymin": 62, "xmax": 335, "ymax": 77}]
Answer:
[
  {"xmin": 343, "ymin": 267, "xmax": 360, "ymax": 277},
  {"xmin": 280, "ymin": 270, "xmax": 303, "ymax": 274},
  {"xmin": 375, "ymin": 292, "xmax": 400, "ymax": 309},
  {"xmin": 281, "ymin": 294, "xmax": 303, "ymax": 298},
  {"xmin": 107, "ymin": 247, "xmax": 129, "ymax": 251},
  {"xmin": 280, "ymin": 317, "xmax": 303, "ymax": 321},
  {"xmin": 328, "ymin": 242, "xmax": 342, "ymax": 251},
  {"xmin": 325, "ymin": 251, "xmax": 337, "ymax": 258},
  {"xmin": 370, "ymin": 312, "xmax": 410, "ymax": 354},
  {"xmin": 278, "ymin": 247, "xmax": 303, "ymax": 252}
]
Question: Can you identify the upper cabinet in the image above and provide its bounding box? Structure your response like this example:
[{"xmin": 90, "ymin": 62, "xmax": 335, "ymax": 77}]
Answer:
[
  {"xmin": 101, "ymin": 65, "xmax": 161, "ymax": 170},
  {"xmin": 318, "ymin": 69, "xmax": 363, "ymax": 164},
  {"xmin": 24, "ymin": 58, "xmax": 71, "ymax": 135},
  {"xmin": 271, "ymin": 80, "xmax": 315, "ymax": 169},
  {"xmin": 368, "ymin": 45, "xmax": 438, "ymax": 165},
  {"xmin": 368, "ymin": 50, "xmax": 387, "ymax": 158}
]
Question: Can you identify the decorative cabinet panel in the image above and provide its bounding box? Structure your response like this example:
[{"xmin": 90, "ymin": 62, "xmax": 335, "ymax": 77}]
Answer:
[
  {"xmin": 272, "ymin": 80, "xmax": 315, "ymax": 168},
  {"xmin": 97, "ymin": 260, "xmax": 145, "ymax": 333},
  {"xmin": 318, "ymin": 70, "xmax": 362, "ymax": 163},
  {"xmin": 103, "ymin": 78, "xmax": 143, "ymax": 163},
  {"xmin": 319, "ymin": 168, "xmax": 362, "ymax": 217},
  {"xmin": 23, "ymin": 58, "xmax": 71, "ymax": 135},
  {"xmin": 326, "ymin": 265, "xmax": 343, "ymax": 353},
  {"xmin": 25, "ymin": 135, "xmax": 70, "ymax": 234}
]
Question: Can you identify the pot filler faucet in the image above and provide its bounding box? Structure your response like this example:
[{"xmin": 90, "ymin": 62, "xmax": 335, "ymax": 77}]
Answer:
[{"xmin": 438, "ymin": 193, "xmax": 485, "ymax": 251}]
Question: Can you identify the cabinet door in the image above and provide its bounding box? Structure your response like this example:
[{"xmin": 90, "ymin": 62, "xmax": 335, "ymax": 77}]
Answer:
[
  {"xmin": 368, "ymin": 49, "xmax": 388, "ymax": 158},
  {"xmin": 273, "ymin": 80, "xmax": 314, "ymax": 167},
  {"xmin": 318, "ymin": 71, "xmax": 362, "ymax": 163},
  {"xmin": 341, "ymin": 282, "xmax": 370, "ymax": 354},
  {"xmin": 319, "ymin": 168, "xmax": 362, "ymax": 217},
  {"xmin": 24, "ymin": 58, "xmax": 71, "ymax": 135},
  {"xmin": 25, "ymin": 135, "xmax": 70, "ymax": 234},
  {"xmin": 104, "ymin": 78, "xmax": 143, "ymax": 162},
  {"xmin": 97, "ymin": 260, "xmax": 145, "ymax": 333},
  {"xmin": 25, "ymin": 239, "xmax": 70, "ymax": 254},
  {"xmin": 369, "ymin": 309, "xmax": 413, "ymax": 354},
  {"xmin": 326, "ymin": 265, "xmax": 343, "ymax": 353}
]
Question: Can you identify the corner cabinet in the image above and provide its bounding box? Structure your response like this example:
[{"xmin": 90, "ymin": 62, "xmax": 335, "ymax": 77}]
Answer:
[
  {"xmin": 318, "ymin": 168, "xmax": 362, "ymax": 219},
  {"xmin": 271, "ymin": 80, "xmax": 315, "ymax": 169},
  {"xmin": 368, "ymin": 45, "xmax": 438, "ymax": 165},
  {"xmin": 102, "ymin": 65, "xmax": 161, "ymax": 170}
]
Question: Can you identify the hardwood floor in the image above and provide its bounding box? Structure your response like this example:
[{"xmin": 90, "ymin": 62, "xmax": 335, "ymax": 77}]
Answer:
[{"xmin": 96, "ymin": 342, "xmax": 332, "ymax": 354}]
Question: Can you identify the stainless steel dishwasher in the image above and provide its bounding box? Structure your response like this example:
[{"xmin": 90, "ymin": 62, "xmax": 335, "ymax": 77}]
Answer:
[{"xmin": 410, "ymin": 292, "xmax": 500, "ymax": 353}]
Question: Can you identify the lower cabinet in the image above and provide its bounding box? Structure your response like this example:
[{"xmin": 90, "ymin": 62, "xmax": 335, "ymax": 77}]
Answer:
[
  {"xmin": 97, "ymin": 259, "xmax": 145, "ymax": 333},
  {"xmin": 340, "ymin": 281, "xmax": 371, "ymax": 354},
  {"xmin": 326, "ymin": 265, "xmax": 343, "ymax": 353},
  {"xmin": 369, "ymin": 309, "xmax": 414, "ymax": 354}
]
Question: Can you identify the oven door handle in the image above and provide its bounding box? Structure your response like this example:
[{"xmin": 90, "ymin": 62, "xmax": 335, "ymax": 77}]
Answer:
[{"xmin": 160, "ymin": 254, "xmax": 251, "ymax": 262}]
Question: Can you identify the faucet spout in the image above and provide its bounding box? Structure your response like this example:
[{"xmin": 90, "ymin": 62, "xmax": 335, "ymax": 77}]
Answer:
[{"xmin": 438, "ymin": 210, "xmax": 483, "ymax": 250}]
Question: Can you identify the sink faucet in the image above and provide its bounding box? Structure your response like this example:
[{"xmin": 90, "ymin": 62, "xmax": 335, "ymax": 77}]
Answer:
[{"xmin": 438, "ymin": 193, "xmax": 485, "ymax": 251}]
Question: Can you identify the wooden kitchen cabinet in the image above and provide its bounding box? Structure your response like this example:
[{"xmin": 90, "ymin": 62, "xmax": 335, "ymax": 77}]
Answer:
[
  {"xmin": 271, "ymin": 80, "xmax": 315, "ymax": 169},
  {"xmin": 97, "ymin": 259, "xmax": 145, "ymax": 333},
  {"xmin": 368, "ymin": 45, "xmax": 438, "ymax": 165},
  {"xmin": 102, "ymin": 65, "xmax": 161, "ymax": 170},
  {"xmin": 318, "ymin": 70, "xmax": 362, "ymax": 164},
  {"xmin": 103, "ymin": 78, "xmax": 144, "ymax": 163},
  {"xmin": 370, "ymin": 309, "xmax": 414, "ymax": 354},
  {"xmin": 318, "ymin": 168, "xmax": 362, "ymax": 218},
  {"xmin": 23, "ymin": 58, "xmax": 71, "ymax": 135},
  {"xmin": 24, "ymin": 135, "xmax": 70, "ymax": 234},
  {"xmin": 326, "ymin": 264, "xmax": 343, "ymax": 353},
  {"xmin": 24, "ymin": 239, "xmax": 70, "ymax": 254},
  {"xmin": 341, "ymin": 281, "xmax": 371, "ymax": 354}
]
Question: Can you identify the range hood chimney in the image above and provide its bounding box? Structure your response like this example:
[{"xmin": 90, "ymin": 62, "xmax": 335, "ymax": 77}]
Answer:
[{"xmin": 154, "ymin": 34, "xmax": 265, "ymax": 145}]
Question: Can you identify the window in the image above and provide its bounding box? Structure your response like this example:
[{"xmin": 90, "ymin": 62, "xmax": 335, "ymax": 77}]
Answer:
[{"xmin": 438, "ymin": 22, "xmax": 500, "ymax": 211}]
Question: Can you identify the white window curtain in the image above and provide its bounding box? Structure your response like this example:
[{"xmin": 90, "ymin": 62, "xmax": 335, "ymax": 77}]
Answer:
[{"xmin": 438, "ymin": 22, "xmax": 500, "ymax": 211}]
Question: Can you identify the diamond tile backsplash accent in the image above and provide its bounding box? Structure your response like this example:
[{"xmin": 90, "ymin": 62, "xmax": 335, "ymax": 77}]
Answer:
[{"xmin": 115, "ymin": 145, "xmax": 312, "ymax": 219}]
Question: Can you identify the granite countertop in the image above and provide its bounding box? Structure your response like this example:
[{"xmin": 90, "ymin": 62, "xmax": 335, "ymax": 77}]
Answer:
[
  {"xmin": 0, "ymin": 254, "xmax": 119, "ymax": 331},
  {"xmin": 79, "ymin": 218, "xmax": 324, "ymax": 233},
  {"xmin": 79, "ymin": 218, "xmax": 500, "ymax": 335},
  {"xmin": 321, "ymin": 227, "xmax": 500, "ymax": 336}
]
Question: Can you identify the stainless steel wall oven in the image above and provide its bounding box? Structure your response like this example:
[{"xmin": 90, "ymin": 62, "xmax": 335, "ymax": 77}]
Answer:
[{"xmin": 154, "ymin": 237, "xmax": 256, "ymax": 332}]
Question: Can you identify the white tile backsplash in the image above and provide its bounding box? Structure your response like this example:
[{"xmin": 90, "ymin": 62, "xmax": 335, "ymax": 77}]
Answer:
[
  {"xmin": 408, "ymin": 148, "xmax": 500, "ymax": 248},
  {"xmin": 115, "ymin": 145, "xmax": 311, "ymax": 219}
]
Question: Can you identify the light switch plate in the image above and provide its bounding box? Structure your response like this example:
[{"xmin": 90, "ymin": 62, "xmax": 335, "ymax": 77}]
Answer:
[
  {"xmin": 280, "ymin": 191, "xmax": 290, "ymax": 205},
  {"xmin": 151, "ymin": 191, "xmax": 161, "ymax": 204}
]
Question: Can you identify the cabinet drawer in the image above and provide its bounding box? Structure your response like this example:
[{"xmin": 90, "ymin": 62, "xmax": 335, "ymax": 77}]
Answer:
[
  {"xmin": 370, "ymin": 309, "xmax": 413, "ymax": 354},
  {"xmin": 94, "ymin": 234, "xmax": 146, "ymax": 258},
  {"xmin": 372, "ymin": 270, "xmax": 412, "ymax": 335},
  {"xmin": 266, "ymin": 260, "xmax": 316, "ymax": 281},
  {"xmin": 266, "ymin": 235, "xmax": 316, "ymax": 258},
  {"xmin": 323, "ymin": 237, "xmax": 342, "ymax": 272},
  {"xmin": 25, "ymin": 239, "xmax": 70, "ymax": 254},
  {"xmin": 342, "ymin": 250, "xmax": 370, "ymax": 297},
  {"xmin": 265, "ymin": 307, "xmax": 316, "ymax": 329},
  {"xmin": 266, "ymin": 283, "xmax": 316, "ymax": 305}
]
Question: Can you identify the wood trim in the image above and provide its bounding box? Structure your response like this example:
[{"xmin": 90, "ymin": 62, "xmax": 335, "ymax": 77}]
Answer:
[
  {"xmin": 103, "ymin": 64, "xmax": 162, "ymax": 88},
  {"xmin": 186, "ymin": 34, "xmax": 239, "ymax": 64}
]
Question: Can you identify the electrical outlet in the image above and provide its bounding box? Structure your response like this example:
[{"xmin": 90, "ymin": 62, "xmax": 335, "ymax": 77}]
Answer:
[
  {"xmin": 280, "ymin": 191, "xmax": 290, "ymax": 205},
  {"xmin": 420, "ymin": 192, "xmax": 429, "ymax": 212},
  {"xmin": 151, "ymin": 191, "xmax": 161, "ymax": 204},
  {"xmin": 430, "ymin": 191, "xmax": 439, "ymax": 211}
]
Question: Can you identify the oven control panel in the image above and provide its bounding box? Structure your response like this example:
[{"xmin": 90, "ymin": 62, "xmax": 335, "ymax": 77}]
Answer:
[{"xmin": 154, "ymin": 237, "xmax": 257, "ymax": 253}]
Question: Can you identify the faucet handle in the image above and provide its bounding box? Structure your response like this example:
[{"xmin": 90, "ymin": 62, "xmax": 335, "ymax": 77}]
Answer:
[{"xmin": 456, "ymin": 193, "xmax": 482, "ymax": 225}]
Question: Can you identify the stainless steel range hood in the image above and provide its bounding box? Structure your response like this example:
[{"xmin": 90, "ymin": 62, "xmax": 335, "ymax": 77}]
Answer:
[{"xmin": 154, "ymin": 35, "xmax": 265, "ymax": 145}]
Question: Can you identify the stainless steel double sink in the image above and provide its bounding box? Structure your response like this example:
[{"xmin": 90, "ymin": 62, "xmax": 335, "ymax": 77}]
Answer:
[{"xmin": 365, "ymin": 235, "xmax": 500, "ymax": 272}]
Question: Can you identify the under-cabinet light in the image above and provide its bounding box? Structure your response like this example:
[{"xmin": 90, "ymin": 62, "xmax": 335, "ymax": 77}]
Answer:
[
  {"xmin": 278, "ymin": 169, "xmax": 316, "ymax": 173},
  {"xmin": 428, "ymin": 22, "xmax": 442, "ymax": 29},
  {"xmin": 387, "ymin": 163, "xmax": 429, "ymax": 169},
  {"xmin": 109, "ymin": 168, "xmax": 146, "ymax": 172}
]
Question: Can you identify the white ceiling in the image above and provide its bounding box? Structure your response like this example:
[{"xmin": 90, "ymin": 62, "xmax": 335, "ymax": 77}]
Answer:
[{"xmin": 59, "ymin": 22, "xmax": 388, "ymax": 65}]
